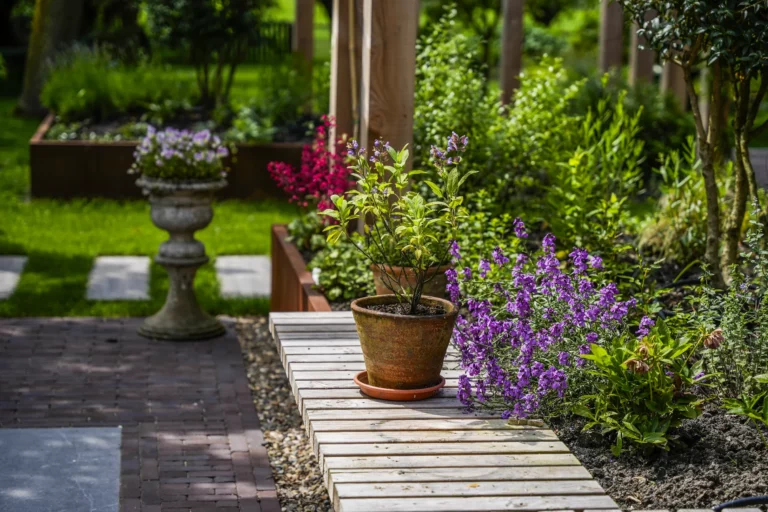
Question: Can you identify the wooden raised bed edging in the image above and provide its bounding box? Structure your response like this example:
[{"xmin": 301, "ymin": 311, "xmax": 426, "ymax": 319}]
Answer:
[
  {"xmin": 29, "ymin": 113, "xmax": 304, "ymax": 200},
  {"xmin": 270, "ymin": 224, "xmax": 332, "ymax": 313}
]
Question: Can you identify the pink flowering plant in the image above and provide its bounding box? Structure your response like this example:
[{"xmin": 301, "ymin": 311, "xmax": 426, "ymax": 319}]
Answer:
[
  {"xmin": 268, "ymin": 116, "xmax": 352, "ymax": 212},
  {"xmin": 450, "ymin": 220, "xmax": 639, "ymax": 419},
  {"xmin": 130, "ymin": 126, "xmax": 230, "ymax": 181}
]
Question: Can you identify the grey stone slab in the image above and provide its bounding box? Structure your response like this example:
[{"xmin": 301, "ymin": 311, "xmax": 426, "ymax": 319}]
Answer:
[
  {"xmin": 215, "ymin": 255, "xmax": 271, "ymax": 298},
  {"xmin": 0, "ymin": 427, "xmax": 121, "ymax": 512},
  {"xmin": 0, "ymin": 256, "xmax": 27, "ymax": 300},
  {"xmin": 86, "ymin": 256, "xmax": 150, "ymax": 300}
]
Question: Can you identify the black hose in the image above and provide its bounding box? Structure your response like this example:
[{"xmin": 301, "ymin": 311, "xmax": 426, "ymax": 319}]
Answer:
[{"xmin": 713, "ymin": 496, "xmax": 768, "ymax": 511}]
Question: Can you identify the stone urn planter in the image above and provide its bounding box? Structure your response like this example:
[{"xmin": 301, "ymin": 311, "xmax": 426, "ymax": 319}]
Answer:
[{"xmin": 136, "ymin": 176, "xmax": 227, "ymax": 341}]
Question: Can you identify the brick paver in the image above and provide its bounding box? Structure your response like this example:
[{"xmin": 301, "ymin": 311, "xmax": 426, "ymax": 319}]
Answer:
[{"xmin": 0, "ymin": 317, "xmax": 279, "ymax": 512}]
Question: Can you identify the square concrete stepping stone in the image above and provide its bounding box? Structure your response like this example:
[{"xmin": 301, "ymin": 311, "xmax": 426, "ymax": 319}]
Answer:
[
  {"xmin": 0, "ymin": 427, "xmax": 121, "ymax": 512},
  {"xmin": 0, "ymin": 256, "xmax": 27, "ymax": 300},
  {"xmin": 87, "ymin": 256, "xmax": 150, "ymax": 300},
  {"xmin": 215, "ymin": 255, "xmax": 271, "ymax": 298}
]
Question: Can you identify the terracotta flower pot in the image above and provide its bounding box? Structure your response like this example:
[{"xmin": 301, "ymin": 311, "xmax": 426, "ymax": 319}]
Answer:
[
  {"xmin": 370, "ymin": 264, "xmax": 451, "ymax": 299},
  {"xmin": 351, "ymin": 295, "xmax": 458, "ymax": 390}
]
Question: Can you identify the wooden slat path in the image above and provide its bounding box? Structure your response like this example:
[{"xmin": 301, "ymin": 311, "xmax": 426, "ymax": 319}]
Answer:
[{"xmin": 269, "ymin": 312, "xmax": 618, "ymax": 512}]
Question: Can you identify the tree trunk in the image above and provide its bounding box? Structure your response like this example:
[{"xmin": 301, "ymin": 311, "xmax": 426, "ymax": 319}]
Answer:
[
  {"xmin": 722, "ymin": 142, "xmax": 748, "ymax": 273},
  {"xmin": 685, "ymin": 59, "xmax": 724, "ymax": 287},
  {"xmin": 17, "ymin": 0, "xmax": 85, "ymax": 116}
]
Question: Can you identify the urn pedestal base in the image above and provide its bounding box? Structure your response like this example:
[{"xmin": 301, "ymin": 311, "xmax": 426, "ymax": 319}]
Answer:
[{"xmin": 136, "ymin": 176, "xmax": 227, "ymax": 342}]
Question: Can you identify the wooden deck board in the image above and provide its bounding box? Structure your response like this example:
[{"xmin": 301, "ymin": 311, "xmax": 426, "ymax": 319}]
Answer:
[{"xmin": 269, "ymin": 312, "xmax": 618, "ymax": 512}]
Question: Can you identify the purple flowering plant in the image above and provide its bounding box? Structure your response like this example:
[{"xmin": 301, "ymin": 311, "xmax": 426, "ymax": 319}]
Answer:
[
  {"xmin": 130, "ymin": 126, "xmax": 231, "ymax": 181},
  {"xmin": 449, "ymin": 218, "xmax": 638, "ymax": 419}
]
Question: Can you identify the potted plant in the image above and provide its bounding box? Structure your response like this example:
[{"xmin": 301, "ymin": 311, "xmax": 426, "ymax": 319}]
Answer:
[
  {"xmin": 130, "ymin": 127, "xmax": 230, "ymax": 340},
  {"xmin": 322, "ymin": 133, "xmax": 472, "ymax": 398}
]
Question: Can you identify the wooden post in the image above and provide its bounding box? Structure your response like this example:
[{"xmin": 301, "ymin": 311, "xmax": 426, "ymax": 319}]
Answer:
[
  {"xmin": 499, "ymin": 0, "xmax": 524, "ymax": 106},
  {"xmin": 598, "ymin": 0, "xmax": 623, "ymax": 72},
  {"xmin": 294, "ymin": 0, "xmax": 315, "ymax": 113},
  {"xmin": 661, "ymin": 59, "xmax": 687, "ymax": 107},
  {"xmin": 629, "ymin": 15, "xmax": 655, "ymax": 86},
  {"xmin": 359, "ymin": 0, "xmax": 419, "ymax": 165},
  {"xmin": 329, "ymin": 0, "xmax": 362, "ymax": 144}
]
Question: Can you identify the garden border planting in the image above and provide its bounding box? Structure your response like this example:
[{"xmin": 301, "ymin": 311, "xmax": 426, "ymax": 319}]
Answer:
[
  {"xmin": 29, "ymin": 113, "xmax": 304, "ymax": 200},
  {"xmin": 270, "ymin": 224, "xmax": 332, "ymax": 313}
]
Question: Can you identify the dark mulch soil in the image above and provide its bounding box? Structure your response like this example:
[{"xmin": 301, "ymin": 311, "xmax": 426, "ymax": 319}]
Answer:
[
  {"xmin": 366, "ymin": 302, "xmax": 444, "ymax": 316},
  {"xmin": 550, "ymin": 406, "xmax": 768, "ymax": 510}
]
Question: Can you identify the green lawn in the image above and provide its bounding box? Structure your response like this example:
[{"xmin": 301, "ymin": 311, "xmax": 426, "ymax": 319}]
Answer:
[{"xmin": 0, "ymin": 97, "xmax": 298, "ymax": 317}]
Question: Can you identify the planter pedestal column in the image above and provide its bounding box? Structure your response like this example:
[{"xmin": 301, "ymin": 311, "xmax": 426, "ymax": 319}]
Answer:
[{"xmin": 137, "ymin": 177, "xmax": 227, "ymax": 341}]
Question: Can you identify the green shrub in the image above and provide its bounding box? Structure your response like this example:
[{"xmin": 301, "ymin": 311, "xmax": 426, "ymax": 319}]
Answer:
[
  {"xmin": 413, "ymin": 8, "xmax": 496, "ymax": 178},
  {"xmin": 576, "ymin": 319, "xmax": 705, "ymax": 454},
  {"xmin": 546, "ymin": 90, "xmax": 644, "ymax": 257},
  {"xmin": 571, "ymin": 75, "xmax": 695, "ymax": 185},
  {"xmin": 308, "ymin": 235, "xmax": 374, "ymax": 302},
  {"xmin": 488, "ymin": 57, "xmax": 582, "ymax": 214},
  {"xmin": 41, "ymin": 45, "xmax": 197, "ymax": 122},
  {"xmin": 638, "ymin": 138, "xmax": 711, "ymax": 264}
]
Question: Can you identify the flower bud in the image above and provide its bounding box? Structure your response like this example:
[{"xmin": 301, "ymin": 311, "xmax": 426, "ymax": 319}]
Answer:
[
  {"xmin": 703, "ymin": 328, "xmax": 724, "ymax": 350},
  {"xmin": 626, "ymin": 358, "xmax": 650, "ymax": 374},
  {"xmin": 636, "ymin": 343, "xmax": 651, "ymax": 360}
]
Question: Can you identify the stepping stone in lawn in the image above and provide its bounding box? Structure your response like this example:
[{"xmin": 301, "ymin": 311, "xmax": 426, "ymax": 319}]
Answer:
[
  {"xmin": 0, "ymin": 427, "xmax": 121, "ymax": 512},
  {"xmin": 215, "ymin": 255, "xmax": 271, "ymax": 298},
  {"xmin": 87, "ymin": 256, "xmax": 150, "ymax": 300},
  {"xmin": 0, "ymin": 256, "xmax": 27, "ymax": 300}
]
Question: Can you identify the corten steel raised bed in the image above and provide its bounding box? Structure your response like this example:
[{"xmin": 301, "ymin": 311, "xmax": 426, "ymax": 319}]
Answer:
[
  {"xmin": 270, "ymin": 224, "xmax": 332, "ymax": 312},
  {"xmin": 29, "ymin": 113, "xmax": 304, "ymax": 200}
]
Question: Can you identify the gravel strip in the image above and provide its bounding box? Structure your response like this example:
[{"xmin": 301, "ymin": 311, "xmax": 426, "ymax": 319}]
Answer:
[{"xmin": 237, "ymin": 317, "xmax": 333, "ymax": 512}]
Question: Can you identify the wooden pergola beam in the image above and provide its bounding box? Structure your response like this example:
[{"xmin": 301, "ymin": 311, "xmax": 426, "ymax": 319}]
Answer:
[
  {"xmin": 329, "ymin": 0, "xmax": 363, "ymax": 144},
  {"xmin": 359, "ymin": 0, "xmax": 419, "ymax": 168},
  {"xmin": 499, "ymin": 0, "xmax": 524, "ymax": 106},
  {"xmin": 598, "ymin": 0, "xmax": 623, "ymax": 72},
  {"xmin": 629, "ymin": 13, "xmax": 656, "ymax": 86},
  {"xmin": 294, "ymin": 0, "xmax": 315, "ymax": 114}
]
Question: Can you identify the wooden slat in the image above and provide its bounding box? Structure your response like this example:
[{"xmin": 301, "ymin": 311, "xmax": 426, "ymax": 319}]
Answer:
[
  {"xmin": 315, "ymin": 429, "xmax": 556, "ymax": 446},
  {"xmin": 321, "ymin": 441, "xmax": 568, "ymax": 458},
  {"xmin": 327, "ymin": 466, "xmax": 593, "ymax": 484},
  {"xmin": 337, "ymin": 495, "xmax": 618, "ymax": 512},
  {"xmin": 310, "ymin": 418, "xmax": 543, "ymax": 433},
  {"xmin": 324, "ymin": 453, "xmax": 581, "ymax": 471},
  {"xmin": 268, "ymin": 312, "xmax": 618, "ymax": 512},
  {"xmin": 333, "ymin": 480, "xmax": 605, "ymax": 507}
]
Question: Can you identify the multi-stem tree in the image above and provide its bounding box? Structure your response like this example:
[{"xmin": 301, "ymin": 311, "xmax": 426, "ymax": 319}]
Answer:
[
  {"xmin": 619, "ymin": 1, "xmax": 768, "ymax": 286},
  {"xmin": 145, "ymin": 0, "xmax": 273, "ymax": 109}
]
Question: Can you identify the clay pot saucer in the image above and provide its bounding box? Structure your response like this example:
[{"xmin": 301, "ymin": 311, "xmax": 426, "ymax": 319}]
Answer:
[{"xmin": 354, "ymin": 371, "xmax": 445, "ymax": 401}]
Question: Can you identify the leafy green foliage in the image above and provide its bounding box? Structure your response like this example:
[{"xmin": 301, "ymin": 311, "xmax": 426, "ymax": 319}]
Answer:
[
  {"xmin": 570, "ymin": 75, "xmax": 695, "ymax": 181},
  {"xmin": 489, "ymin": 57, "xmax": 582, "ymax": 213},
  {"xmin": 413, "ymin": 9, "xmax": 495, "ymax": 179},
  {"xmin": 41, "ymin": 45, "xmax": 197, "ymax": 122},
  {"xmin": 576, "ymin": 320, "xmax": 705, "ymax": 454},
  {"xmin": 547, "ymin": 89, "xmax": 644, "ymax": 264},
  {"xmin": 323, "ymin": 139, "xmax": 472, "ymax": 313},
  {"xmin": 454, "ymin": 190, "xmax": 523, "ymax": 267},
  {"xmin": 639, "ymin": 138, "xmax": 712, "ymax": 264},
  {"xmin": 308, "ymin": 235, "xmax": 374, "ymax": 302},
  {"xmin": 286, "ymin": 210, "xmax": 326, "ymax": 253}
]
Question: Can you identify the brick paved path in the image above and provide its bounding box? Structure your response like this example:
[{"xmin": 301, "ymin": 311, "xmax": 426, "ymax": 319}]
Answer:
[{"xmin": 0, "ymin": 317, "xmax": 279, "ymax": 512}]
